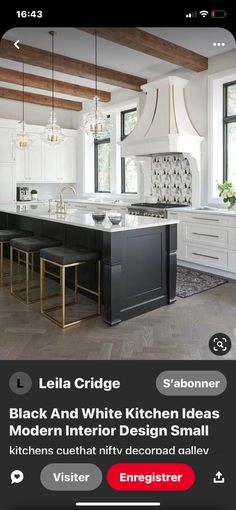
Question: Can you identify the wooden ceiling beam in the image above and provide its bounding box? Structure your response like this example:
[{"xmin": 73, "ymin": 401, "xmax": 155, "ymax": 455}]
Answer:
[
  {"xmin": 0, "ymin": 86, "xmax": 82, "ymax": 111},
  {"xmin": 81, "ymin": 27, "xmax": 208, "ymax": 72},
  {"xmin": 0, "ymin": 67, "xmax": 111, "ymax": 102},
  {"xmin": 0, "ymin": 39, "xmax": 147, "ymax": 91}
]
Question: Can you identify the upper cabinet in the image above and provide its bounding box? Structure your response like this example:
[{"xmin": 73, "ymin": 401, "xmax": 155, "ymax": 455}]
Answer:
[
  {"xmin": 59, "ymin": 134, "xmax": 77, "ymax": 183},
  {"xmin": 16, "ymin": 132, "xmax": 43, "ymax": 182},
  {"xmin": 0, "ymin": 128, "xmax": 15, "ymax": 162},
  {"xmin": 14, "ymin": 126, "xmax": 77, "ymax": 184}
]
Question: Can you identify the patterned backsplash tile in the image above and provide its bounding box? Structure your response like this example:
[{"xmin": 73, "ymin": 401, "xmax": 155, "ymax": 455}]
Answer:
[{"xmin": 151, "ymin": 154, "xmax": 192, "ymax": 204}]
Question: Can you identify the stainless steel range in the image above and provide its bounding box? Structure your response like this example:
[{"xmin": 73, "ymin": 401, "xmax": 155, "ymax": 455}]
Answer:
[{"xmin": 128, "ymin": 203, "xmax": 188, "ymax": 218}]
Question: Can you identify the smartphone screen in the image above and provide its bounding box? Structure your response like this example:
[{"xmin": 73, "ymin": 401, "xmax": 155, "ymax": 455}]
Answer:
[{"xmin": 0, "ymin": 6, "xmax": 236, "ymax": 510}]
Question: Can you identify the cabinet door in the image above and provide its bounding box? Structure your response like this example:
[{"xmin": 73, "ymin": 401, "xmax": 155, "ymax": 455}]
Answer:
[
  {"xmin": 42, "ymin": 144, "xmax": 60, "ymax": 181},
  {"xmin": 0, "ymin": 163, "xmax": 15, "ymax": 201},
  {"xmin": 59, "ymin": 135, "xmax": 77, "ymax": 182},
  {"xmin": 0, "ymin": 129, "xmax": 15, "ymax": 162},
  {"xmin": 16, "ymin": 150, "xmax": 27, "ymax": 182},
  {"xmin": 27, "ymin": 133, "xmax": 43, "ymax": 181}
]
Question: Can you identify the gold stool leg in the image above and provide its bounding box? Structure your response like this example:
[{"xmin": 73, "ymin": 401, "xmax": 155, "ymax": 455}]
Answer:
[
  {"xmin": 61, "ymin": 265, "xmax": 66, "ymax": 328},
  {"xmin": 0, "ymin": 241, "xmax": 3, "ymax": 286}
]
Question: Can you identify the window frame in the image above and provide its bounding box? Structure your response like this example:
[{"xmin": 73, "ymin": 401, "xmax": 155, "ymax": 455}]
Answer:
[
  {"xmin": 223, "ymin": 80, "xmax": 236, "ymax": 182},
  {"xmin": 94, "ymin": 114, "xmax": 111, "ymax": 193},
  {"xmin": 120, "ymin": 107, "xmax": 137, "ymax": 194}
]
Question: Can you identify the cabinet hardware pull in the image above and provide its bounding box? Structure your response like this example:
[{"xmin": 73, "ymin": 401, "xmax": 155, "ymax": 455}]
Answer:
[
  {"xmin": 192, "ymin": 216, "xmax": 219, "ymax": 221},
  {"xmin": 191, "ymin": 252, "xmax": 219, "ymax": 260},
  {"xmin": 192, "ymin": 232, "xmax": 219, "ymax": 238}
]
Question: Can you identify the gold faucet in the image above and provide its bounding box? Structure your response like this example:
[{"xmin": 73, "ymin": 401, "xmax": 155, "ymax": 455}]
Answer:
[{"xmin": 58, "ymin": 186, "xmax": 76, "ymax": 213}]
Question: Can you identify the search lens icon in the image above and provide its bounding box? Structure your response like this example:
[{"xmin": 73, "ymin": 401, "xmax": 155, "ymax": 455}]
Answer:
[
  {"xmin": 11, "ymin": 470, "xmax": 24, "ymax": 485},
  {"xmin": 209, "ymin": 333, "xmax": 231, "ymax": 356}
]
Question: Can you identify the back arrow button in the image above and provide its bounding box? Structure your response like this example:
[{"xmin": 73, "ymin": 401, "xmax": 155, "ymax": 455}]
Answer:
[{"xmin": 14, "ymin": 40, "xmax": 20, "ymax": 50}]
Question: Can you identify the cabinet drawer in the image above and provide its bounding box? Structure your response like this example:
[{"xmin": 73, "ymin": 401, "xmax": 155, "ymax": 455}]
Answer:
[
  {"xmin": 182, "ymin": 222, "xmax": 231, "ymax": 248},
  {"xmin": 181, "ymin": 213, "xmax": 235, "ymax": 227},
  {"xmin": 183, "ymin": 243, "xmax": 229, "ymax": 269}
]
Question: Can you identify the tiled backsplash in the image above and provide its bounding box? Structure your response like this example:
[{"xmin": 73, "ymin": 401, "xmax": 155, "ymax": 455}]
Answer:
[{"xmin": 150, "ymin": 154, "xmax": 192, "ymax": 204}]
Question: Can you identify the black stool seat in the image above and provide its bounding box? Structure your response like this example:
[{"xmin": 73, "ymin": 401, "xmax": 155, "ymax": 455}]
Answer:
[
  {"xmin": 0, "ymin": 229, "xmax": 31, "ymax": 242},
  {"xmin": 11, "ymin": 237, "xmax": 61, "ymax": 252},
  {"xmin": 40, "ymin": 246, "xmax": 99, "ymax": 265}
]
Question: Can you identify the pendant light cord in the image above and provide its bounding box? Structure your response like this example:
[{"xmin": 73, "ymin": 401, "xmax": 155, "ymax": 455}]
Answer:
[
  {"xmin": 49, "ymin": 31, "xmax": 55, "ymax": 122},
  {"xmin": 95, "ymin": 28, "xmax": 98, "ymax": 111},
  {"xmin": 52, "ymin": 31, "xmax": 55, "ymax": 118},
  {"xmin": 22, "ymin": 62, "xmax": 25, "ymax": 126}
]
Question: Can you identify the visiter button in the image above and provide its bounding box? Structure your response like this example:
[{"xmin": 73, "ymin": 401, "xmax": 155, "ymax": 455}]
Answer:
[
  {"xmin": 107, "ymin": 463, "xmax": 195, "ymax": 491},
  {"xmin": 40, "ymin": 463, "xmax": 102, "ymax": 491}
]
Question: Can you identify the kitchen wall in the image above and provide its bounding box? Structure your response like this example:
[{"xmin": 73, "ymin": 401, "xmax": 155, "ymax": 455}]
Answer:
[{"xmin": 16, "ymin": 183, "xmax": 78, "ymax": 201}]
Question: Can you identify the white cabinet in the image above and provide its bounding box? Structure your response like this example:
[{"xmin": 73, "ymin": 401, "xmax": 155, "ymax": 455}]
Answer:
[
  {"xmin": 0, "ymin": 128, "xmax": 15, "ymax": 162},
  {"xmin": 27, "ymin": 133, "xmax": 43, "ymax": 181},
  {"xmin": 16, "ymin": 132, "xmax": 43, "ymax": 182},
  {"xmin": 0, "ymin": 163, "xmax": 15, "ymax": 201},
  {"xmin": 42, "ymin": 143, "xmax": 60, "ymax": 182},
  {"xmin": 15, "ymin": 128, "xmax": 77, "ymax": 184},
  {"xmin": 59, "ymin": 135, "xmax": 77, "ymax": 182},
  {"xmin": 168, "ymin": 210, "xmax": 236, "ymax": 276}
]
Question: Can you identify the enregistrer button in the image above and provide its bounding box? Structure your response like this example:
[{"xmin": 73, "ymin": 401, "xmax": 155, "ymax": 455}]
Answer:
[{"xmin": 107, "ymin": 463, "xmax": 195, "ymax": 491}]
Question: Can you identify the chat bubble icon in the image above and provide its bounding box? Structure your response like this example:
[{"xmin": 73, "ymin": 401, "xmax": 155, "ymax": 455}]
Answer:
[{"xmin": 11, "ymin": 470, "xmax": 24, "ymax": 485}]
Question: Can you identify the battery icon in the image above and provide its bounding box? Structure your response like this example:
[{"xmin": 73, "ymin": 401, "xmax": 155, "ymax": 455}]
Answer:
[{"xmin": 211, "ymin": 10, "xmax": 227, "ymax": 18}]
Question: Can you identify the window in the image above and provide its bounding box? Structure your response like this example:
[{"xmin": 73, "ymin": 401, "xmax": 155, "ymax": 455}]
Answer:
[
  {"xmin": 121, "ymin": 108, "xmax": 138, "ymax": 193},
  {"xmin": 223, "ymin": 81, "xmax": 236, "ymax": 182},
  {"xmin": 94, "ymin": 116, "xmax": 111, "ymax": 193}
]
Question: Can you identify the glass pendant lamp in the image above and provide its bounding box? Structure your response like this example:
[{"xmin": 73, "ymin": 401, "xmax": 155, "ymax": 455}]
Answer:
[
  {"xmin": 81, "ymin": 29, "xmax": 109, "ymax": 139},
  {"xmin": 15, "ymin": 62, "xmax": 33, "ymax": 150},
  {"xmin": 42, "ymin": 31, "xmax": 65, "ymax": 144}
]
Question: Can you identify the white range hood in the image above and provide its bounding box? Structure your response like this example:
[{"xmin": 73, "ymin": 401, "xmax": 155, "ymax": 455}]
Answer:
[{"xmin": 120, "ymin": 76, "xmax": 204, "ymax": 157}]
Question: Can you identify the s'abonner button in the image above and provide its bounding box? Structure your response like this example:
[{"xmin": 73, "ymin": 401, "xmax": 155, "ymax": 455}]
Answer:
[
  {"xmin": 156, "ymin": 370, "xmax": 227, "ymax": 396},
  {"xmin": 107, "ymin": 463, "xmax": 195, "ymax": 491},
  {"xmin": 40, "ymin": 463, "xmax": 102, "ymax": 491}
]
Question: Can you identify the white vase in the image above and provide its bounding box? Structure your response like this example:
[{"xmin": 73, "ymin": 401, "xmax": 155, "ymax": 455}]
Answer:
[{"xmin": 31, "ymin": 194, "xmax": 38, "ymax": 201}]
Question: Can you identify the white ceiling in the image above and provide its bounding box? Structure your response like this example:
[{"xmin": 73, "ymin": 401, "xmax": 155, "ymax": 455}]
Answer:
[{"xmin": 2, "ymin": 27, "xmax": 236, "ymax": 100}]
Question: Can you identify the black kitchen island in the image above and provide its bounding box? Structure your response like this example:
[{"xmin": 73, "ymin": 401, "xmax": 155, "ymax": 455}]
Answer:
[{"xmin": 0, "ymin": 204, "xmax": 178, "ymax": 326}]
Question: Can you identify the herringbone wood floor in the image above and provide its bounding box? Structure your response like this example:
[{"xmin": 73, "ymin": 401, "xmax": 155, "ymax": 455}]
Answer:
[{"xmin": 0, "ymin": 269, "xmax": 235, "ymax": 360}]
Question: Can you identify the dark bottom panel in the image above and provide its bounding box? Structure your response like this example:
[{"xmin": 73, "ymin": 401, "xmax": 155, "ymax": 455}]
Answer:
[{"xmin": 120, "ymin": 294, "xmax": 168, "ymax": 322}]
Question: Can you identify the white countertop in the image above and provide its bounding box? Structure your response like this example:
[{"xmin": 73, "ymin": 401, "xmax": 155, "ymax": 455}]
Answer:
[
  {"xmin": 169, "ymin": 206, "xmax": 236, "ymax": 216},
  {"xmin": 0, "ymin": 203, "xmax": 178, "ymax": 233}
]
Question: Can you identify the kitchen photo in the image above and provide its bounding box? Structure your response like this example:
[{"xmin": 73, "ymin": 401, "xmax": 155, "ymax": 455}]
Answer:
[{"xmin": 0, "ymin": 26, "xmax": 235, "ymax": 360}]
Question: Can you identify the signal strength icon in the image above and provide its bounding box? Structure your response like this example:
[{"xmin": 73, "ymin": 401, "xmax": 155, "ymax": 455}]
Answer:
[
  {"xmin": 199, "ymin": 10, "xmax": 209, "ymax": 17},
  {"xmin": 186, "ymin": 11, "xmax": 197, "ymax": 18}
]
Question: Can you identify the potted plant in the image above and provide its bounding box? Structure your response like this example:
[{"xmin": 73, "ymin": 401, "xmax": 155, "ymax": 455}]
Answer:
[
  {"xmin": 217, "ymin": 181, "xmax": 236, "ymax": 210},
  {"xmin": 30, "ymin": 189, "xmax": 38, "ymax": 201}
]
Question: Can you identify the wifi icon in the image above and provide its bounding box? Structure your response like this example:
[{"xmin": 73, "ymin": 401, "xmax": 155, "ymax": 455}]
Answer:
[{"xmin": 199, "ymin": 10, "xmax": 209, "ymax": 17}]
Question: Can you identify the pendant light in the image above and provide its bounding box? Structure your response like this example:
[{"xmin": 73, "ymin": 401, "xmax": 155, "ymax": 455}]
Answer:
[
  {"xmin": 81, "ymin": 28, "xmax": 109, "ymax": 139},
  {"xmin": 42, "ymin": 31, "xmax": 65, "ymax": 144},
  {"xmin": 15, "ymin": 62, "xmax": 33, "ymax": 150}
]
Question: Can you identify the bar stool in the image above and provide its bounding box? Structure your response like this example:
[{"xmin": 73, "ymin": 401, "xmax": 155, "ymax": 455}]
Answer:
[
  {"xmin": 10, "ymin": 237, "xmax": 61, "ymax": 304},
  {"xmin": 40, "ymin": 246, "xmax": 101, "ymax": 328},
  {"xmin": 0, "ymin": 229, "xmax": 32, "ymax": 286}
]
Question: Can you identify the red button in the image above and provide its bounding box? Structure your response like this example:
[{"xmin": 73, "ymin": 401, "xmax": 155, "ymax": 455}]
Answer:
[{"xmin": 107, "ymin": 463, "xmax": 195, "ymax": 491}]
